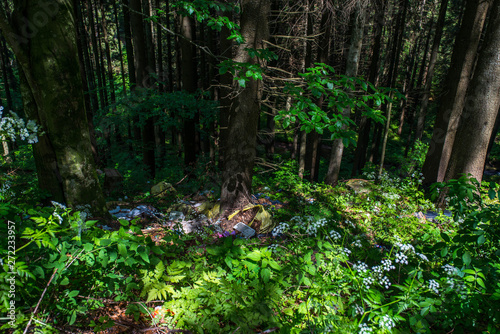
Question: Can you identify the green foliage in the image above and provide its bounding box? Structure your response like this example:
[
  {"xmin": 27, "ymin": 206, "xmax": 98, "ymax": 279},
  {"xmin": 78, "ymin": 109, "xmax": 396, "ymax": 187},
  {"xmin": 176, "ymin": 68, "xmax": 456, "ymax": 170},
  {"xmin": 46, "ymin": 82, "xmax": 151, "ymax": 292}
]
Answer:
[{"xmin": 275, "ymin": 63, "xmax": 399, "ymax": 147}]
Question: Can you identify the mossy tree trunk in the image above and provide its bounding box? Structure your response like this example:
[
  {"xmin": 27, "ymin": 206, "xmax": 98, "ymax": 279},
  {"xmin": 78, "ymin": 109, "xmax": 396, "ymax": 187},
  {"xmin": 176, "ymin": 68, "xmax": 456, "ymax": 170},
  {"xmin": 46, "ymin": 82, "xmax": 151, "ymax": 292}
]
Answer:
[{"xmin": 0, "ymin": 0, "xmax": 109, "ymax": 217}]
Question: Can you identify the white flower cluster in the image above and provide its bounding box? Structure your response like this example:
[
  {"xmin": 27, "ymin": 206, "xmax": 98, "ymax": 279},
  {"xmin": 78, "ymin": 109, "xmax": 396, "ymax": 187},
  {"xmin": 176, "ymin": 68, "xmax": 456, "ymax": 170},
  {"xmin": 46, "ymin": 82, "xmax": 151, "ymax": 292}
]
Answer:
[
  {"xmin": 267, "ymin": 243, "xmax": 278, "ymax": 252},
  {"xmin": 395, "ymin": 252, "xmax": 408, "ymax": 265},
  {"xmin": 272, "ymin": 222, "xmax": 289, "ymax": 237},
  {"xmin": 341, "ymin": 247, "xmax": 351, "ymax": 258},
  {"xmin": 363, "ymin": 276, "xmax": 375, "ymax": 289},
  {"xmin": 416, "ymin": 252, "xmax": 429, "ymax": 262},
  {"xmin": 0, "ymin": 107, "xmax": 40, "ymax": 144},
  {"xmin": 352, "ymin": 239, "xmax": 363, "ymax": 248},
  {"xmin": 379, "ymin": 315, "xmax": 396, "ymax": 330},
  {"xmin": 358, "ymin": 323, "xmax": 373, "ymax": 334},
  {"xmin": 379, "ymin": 276, "xmax": 391, "ymax": 289},
  {"xmin": 395, "ymin": 241, "xmax": 415, "ymax": 254},
  {"xmin": 442, "ymin": 264, "xmax": 458, "ymax": 276},
  {"xmin": 305, "ymin": 217, "xmax": 327, "ymax": 237},
  {"xmin": 428, "ymin": 279, "xmax": 440, "ymax": 294},
  {"xmin": 354, "ymin": 304, "xmax": 364, "ymax": 315},
  {"xmin": 329, "ymin": 230, "xmax": 341, "ymax": 241},
  {"xmin": 345, "ymin": 220, "xmax": 356, "ymax": 229},
  {"xmin": 353, "ymin": 261, "xmax": 369, "ymax": 274},
  {"xmin": 381, "ymin": 259, "xmax": 396, "ymax": 271}
]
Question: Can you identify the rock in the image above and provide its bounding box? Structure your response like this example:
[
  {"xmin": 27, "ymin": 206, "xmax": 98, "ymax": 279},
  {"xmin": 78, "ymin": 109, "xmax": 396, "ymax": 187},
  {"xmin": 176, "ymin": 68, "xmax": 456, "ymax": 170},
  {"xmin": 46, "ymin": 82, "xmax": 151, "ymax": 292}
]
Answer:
[
  {"xmin": 346, "ymin": 179, "xmax": 375, "ymax": 194},
  {"xmin": 151, "ymin": 181, "xmax": 176, "ymax": 197},
  {"xmin": 180, "ymin": 220, "xmax": 202, "ymax": 234}
]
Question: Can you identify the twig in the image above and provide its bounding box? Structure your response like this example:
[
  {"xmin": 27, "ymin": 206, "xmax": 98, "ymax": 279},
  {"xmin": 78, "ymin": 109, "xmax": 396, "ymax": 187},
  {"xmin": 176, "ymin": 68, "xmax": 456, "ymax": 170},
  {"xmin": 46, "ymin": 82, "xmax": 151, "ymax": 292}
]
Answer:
[{"xmin": 23, "ymin": 268, "xmax": 58, "ymax": 334}]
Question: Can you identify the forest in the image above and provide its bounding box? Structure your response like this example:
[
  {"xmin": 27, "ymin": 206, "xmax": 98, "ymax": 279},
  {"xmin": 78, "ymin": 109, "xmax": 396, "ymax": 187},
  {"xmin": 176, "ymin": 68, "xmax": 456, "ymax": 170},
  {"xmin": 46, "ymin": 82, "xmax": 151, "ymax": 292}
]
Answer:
[{"xmin": 0, "ymin": 0, "xmax": 500, "ymax": 333}]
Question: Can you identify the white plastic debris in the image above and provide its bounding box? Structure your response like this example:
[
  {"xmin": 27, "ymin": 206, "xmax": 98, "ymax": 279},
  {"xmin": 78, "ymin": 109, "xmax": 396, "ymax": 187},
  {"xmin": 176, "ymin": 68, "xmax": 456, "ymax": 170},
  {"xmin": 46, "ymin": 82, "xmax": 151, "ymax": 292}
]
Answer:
[{"xmin": 234, "ymin": 222, "xmax": 255, "ymax": 238}]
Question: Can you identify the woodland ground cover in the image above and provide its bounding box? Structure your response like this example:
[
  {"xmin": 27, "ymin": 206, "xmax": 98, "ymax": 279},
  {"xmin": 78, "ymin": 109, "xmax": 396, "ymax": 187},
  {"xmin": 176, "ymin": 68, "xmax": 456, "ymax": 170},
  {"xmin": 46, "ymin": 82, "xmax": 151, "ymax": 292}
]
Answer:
[{"xmin": 1, "ymin": 147, "xmax": 499, "ymax": 334}]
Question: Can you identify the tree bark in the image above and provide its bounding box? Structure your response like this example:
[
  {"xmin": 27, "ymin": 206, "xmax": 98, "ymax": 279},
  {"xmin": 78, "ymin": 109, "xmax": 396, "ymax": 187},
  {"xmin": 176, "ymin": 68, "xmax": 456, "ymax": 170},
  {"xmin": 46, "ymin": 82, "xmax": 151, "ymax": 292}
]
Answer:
[
  {"xmin": 414, "ymin": 0, "xmax": 449, "ymax": 141},
  {"xmin": 444, "ymin": 0, "xmax": 500, "ymax": 183},
  {"xmin": 422, "ymin": 0, "xmax": 491, "ymax": 185},
  {"xmin": 178, "ymin": 14, "xmax": 198, "ymax": 167},
  {"xmin": 130, "ymin": 0, "xmax": 156, "ymax": 177},
  {"xmin": 325, "ymin": 3, "xmax": 367, "ymax": 185},
  {"xmin": 220, "ymin": 0, "xmax": 270, "ymax": 212},
  {"xmin": 0, "ymin": 0, "xmax": 108, "ymax": 217}
]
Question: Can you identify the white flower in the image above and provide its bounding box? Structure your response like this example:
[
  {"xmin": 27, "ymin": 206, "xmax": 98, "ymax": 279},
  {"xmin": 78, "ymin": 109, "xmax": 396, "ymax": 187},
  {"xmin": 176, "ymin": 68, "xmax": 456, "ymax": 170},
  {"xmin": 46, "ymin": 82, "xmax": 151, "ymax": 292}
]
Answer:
[
  {"xmin": 428, "ymin": 279, "xmax": 440, "ymax": 294},
  {"xmin": 358, "ymin": 323, "xmax": 373, "ymax": 334},
  {"xmin": 442, "ymin": 264, "xmax": 457, "ymax": 276},
  {"xmin": 341, "ymin": 247, "xmax": 351, "ymax": 258},
  {"xmin": 267, "ymin": 244, "xmax": 278, "ymax": 252},
  {"xmin": 352, "ymin": 239, "xmax": 363, "ymax": 248},
  {"xmin": 381, "ymin": 259, "xmax": 396, "ymax": 271},
  {"xmin": 353, "ymin": 261, "xmax": 368, "ymax": 274},
  {"xmin": 395, "ymin": 252, "xmax": 408, "ymax": 265},
  {"xmin": 363, "ymin": 276, "xmax": 375, "ymax": 289},
  {"xmin": 272, "ymin": 222, "xmax": 289, "ymax": 237},
  {"xmin": 379, "ymin": 315, "xmax": 395, "ymax": 330},
  {"xmin": 416, "ymin": 253, "xmax": 428, "ymax": 262},
  {"xmin": 354, "ymin": 304, "xmax": 364, "ymax": 315},
  {"xmin": 379, "ymin": 276, "xmax": 391, "ymax": 289},
  {"xmin": 329, "ymin": 230, "xmax": 341, "ymax": 241}
]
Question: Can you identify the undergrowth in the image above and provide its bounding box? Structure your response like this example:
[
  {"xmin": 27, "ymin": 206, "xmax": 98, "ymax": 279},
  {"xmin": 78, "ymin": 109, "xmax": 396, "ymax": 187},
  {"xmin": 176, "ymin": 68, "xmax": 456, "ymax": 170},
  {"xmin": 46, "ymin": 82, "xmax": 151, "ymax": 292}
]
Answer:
[{"xmin": 1, "ymin": 159, "xmax": 499, "ymax": 333}]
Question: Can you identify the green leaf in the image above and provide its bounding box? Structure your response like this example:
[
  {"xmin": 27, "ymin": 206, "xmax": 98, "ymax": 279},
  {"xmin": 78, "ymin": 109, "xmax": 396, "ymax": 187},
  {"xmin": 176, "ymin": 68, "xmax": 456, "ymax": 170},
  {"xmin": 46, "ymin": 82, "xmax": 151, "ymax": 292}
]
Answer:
[
  {"xmin": 118, "ymin": 243, "xmax": 127, "ymax": 258},
  {"xmin": 68, "ymin": 290, "xmax": 79, "ymax": 298},
  {"xmin": 440, "ymin": 247, "xmax": 448, "ymax": 257},
  {"xmin": 238, "ymin": 78, "xmax": 246, "ymax": 87},
  {"xmin": 477, "ymin": 235, "xmax": 486, "ymax": 245},
  {"xmin": 476, "ymin": 277, "xmax": 486, "ymax": 289},
  {"xmin": 246, "ymin": 251, "xmax": 261, "ymax": 262},
  {"xmin": 462, "ymin": 252, "xmax": 472, "ymax": 266},
  {"xmin": 261, "ymin": 268, "xmax": 271, "ymax": 283},
  {"xmin": 60, "ymin": 277, "xmax": 70, "ymax": 285},
  {"xmin": 440, "ymin": 232, "xmax": 451, "ymax": 243}
]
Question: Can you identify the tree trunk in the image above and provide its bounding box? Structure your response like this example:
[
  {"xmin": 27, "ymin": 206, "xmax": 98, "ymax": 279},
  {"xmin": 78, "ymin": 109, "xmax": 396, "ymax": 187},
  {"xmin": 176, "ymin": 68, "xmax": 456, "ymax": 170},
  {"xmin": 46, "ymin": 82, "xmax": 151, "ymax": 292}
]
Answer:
[
  {"xmin": 0, "ymin": 0, "xmax": 108, "ymax": 217},
  {"xmin": 444, "ymin": 0, "xmax": 500, "ymax": 183},
  {"xmin": 130, "ymin": 0, "xmax": 156, "ymax": 178},
  {"xmin": 414, "ymin": 0, "xmax": 449, "ymax": 141},
  {"xmin": 178, "ymin": 14, "xmax": 198, "ymax": 167},
  {"xmin": 351, "ymin": 0, "xmax": 386, "ymax": 177},
  {"xmin": 325, "ymin": 3, "xmax": 367, "ymax": 185},
  {"xmin": 221, "ymin": 0, "xmax": 270, "ymax": 212},
  {"xmin": 422, "ymin": 0, "xmax": 491, "ymax": 185}
]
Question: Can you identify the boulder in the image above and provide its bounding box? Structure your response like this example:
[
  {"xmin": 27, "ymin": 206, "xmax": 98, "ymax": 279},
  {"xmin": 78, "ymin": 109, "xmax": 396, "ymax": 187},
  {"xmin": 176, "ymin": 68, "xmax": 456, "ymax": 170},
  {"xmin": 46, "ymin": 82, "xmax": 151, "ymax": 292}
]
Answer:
[
  {"xmin": 346, "ymin": 179, "xmax": 375, "ymax": 194},
  {"xmin": 151, "ymin": 181, "xmax": 176, "ymax": 197}
]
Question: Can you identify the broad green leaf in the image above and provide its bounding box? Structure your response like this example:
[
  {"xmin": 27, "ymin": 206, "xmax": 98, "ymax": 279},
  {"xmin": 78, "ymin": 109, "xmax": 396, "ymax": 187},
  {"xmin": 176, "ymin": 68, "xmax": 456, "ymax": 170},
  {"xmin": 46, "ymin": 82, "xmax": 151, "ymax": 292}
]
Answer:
[
  {"xmin": 462, "ymin": 252, "xmax": 472, "ymax": 266},
  {"xmin": 246, "ymin": 251, "xmax": 261, "ymax": 262},
  {"xmin": 68, "ymin": 290, "xmax": 79, "ymax": 298}
]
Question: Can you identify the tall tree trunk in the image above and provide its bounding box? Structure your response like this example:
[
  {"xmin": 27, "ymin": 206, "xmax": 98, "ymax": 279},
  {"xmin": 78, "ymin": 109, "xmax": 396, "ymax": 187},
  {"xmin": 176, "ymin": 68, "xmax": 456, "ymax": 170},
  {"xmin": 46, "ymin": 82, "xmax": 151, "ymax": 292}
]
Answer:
[
  {"xmin": 0, "ymin": 0, "xmax": 108, "ymax": 217},
  {"xmin": 351, "ymin": 0, "xmax": 386, "ymax": 177},
  {"xmin": 414, "ymin": 0, "xmax": 449, "ymax": 141},
  {"xmin": 221, "ymin": 0, "xmax": 270, "ymax": 212},
  {"xmin": 130, "ymin": 0, "xmax": 156, "ymax": 177},
  {"xmin": 178, "ymin": 14, "xmax": 198, "ymax": 167},
  {"xmin": 325, "ymin": 3, "xmax": 367, "ymax": 185},
  {"xmin": 444, "ymin": 0, "xmax": 500, "ymax": 183},
  {"xmin": 422, "ymin": 0, "xmax": 491, "ymax": 185}
]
